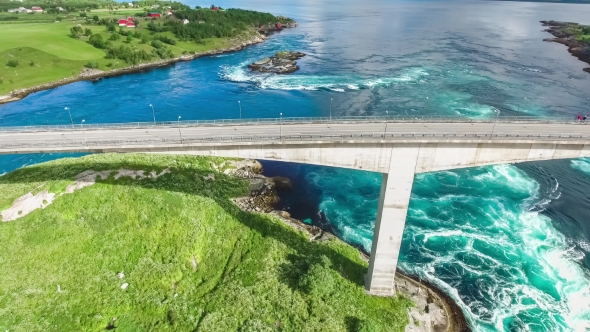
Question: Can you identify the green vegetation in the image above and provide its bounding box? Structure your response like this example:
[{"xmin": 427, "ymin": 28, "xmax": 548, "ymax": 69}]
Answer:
[
  {"xmin": 563, "ymin": 23, "xmax": 590, "ymax": 41},
  {"xmin": 0, "ymin": 0, "xmax": 290, "ymax": 95},
  {"xmin": 0, "ymin": 154, "xmax": 411, "ymax": 331}
]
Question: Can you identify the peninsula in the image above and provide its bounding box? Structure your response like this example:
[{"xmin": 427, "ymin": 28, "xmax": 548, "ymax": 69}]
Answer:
[
  {"xmin": 0, "ymin": 0, "xmax": 297, "ymax": 103},
  {"xmin": 0, "ymin": 153, "xmax": 467, "ymax": 331},
  {"xmin": 541, "ymin": 20, "xmax": 590, "ymax": 73}
]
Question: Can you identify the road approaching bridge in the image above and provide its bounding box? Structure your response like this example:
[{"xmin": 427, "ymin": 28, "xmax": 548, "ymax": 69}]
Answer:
[{"xmin": 2, "ymin": 116, "xmax": 590, "ymax": 296}]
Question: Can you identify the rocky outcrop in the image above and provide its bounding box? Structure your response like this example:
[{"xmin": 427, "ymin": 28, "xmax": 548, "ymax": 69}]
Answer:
[
  {"xmin": 0, "ymin": 33, "xmax": 267, "ymax": 105},
  {"xmin": 248, "ymin": 51, "xmax": 306, "ymax": 74},
  {"xmin": 541, "ymin": 20, "xmax": 590, "ymax": 74}
]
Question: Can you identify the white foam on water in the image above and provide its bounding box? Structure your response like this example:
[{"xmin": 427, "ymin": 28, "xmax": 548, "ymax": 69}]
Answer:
[
  {"xmin": 219, "ymin": 63, "xmax": 430, "ymax": 91},
  {"xmin": 570, "ymin": 158, "xmax": 590, "ymax": 176},
  {"xmin": 407, "ymin": 164, "xmax": 590, "ymax": 332}
]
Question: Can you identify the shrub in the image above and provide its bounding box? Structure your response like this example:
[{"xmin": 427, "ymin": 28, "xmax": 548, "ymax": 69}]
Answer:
[
  {"xmin": 88, "ymin": 34, "xmax": 106, "ymax": 48},
  {"xmin": 84, "ymin": 62, "xmax": 99, "ymax": 69},
  {"xmin": 150, "ymin": 40, "xmax": 164, "ymax": 49},
  {"xmin": 107, "ymin": 24, "xmax": 116, "ymax": 32},
  {"xmin": 6, "ymin": 60, "xmax": 19, "ymax": 67},
  {"xmin": 140, "ymin": 35, "xmax": 150, "ymax": 44},
  {"xmin": 353, "ymin": 319, "xmax": 380, "ymax": 332},
  {"xmin": 84, "ymin": 28, "xmax": 92, "ymax": 36},
  {"xmin": 109, "ymin": 33, "xmax": 120, "ymax": 41},
  {"xmin": 126, "ymin": 34, "xmax": 133, "ymax": 43},
  {"xmin": 298, "ymin": 255, "xmax": 334, "ymax": 297},
  {"xmin": 29, "ymin": 61, "xmax": 35, "ymax": 66},
  {"xmin": 106, "ymin": 62, "xmax": 113, "ymax": 67},
  {"xmin": 153, "ymin": 35, "xmax": 176, "ymax": 45},
  {"xmin": 0, "ymin": 78, "xmax": 3, "ymax": 84},
  {"xmin": 70, "ymin": 26, "xmax": 83, "ymax": 37}
]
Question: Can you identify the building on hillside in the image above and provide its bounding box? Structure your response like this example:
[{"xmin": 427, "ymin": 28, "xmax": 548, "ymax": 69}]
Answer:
[
  {"xmin": 182, "ymin": 19, "xmax": 189, "ymax": 25},
  {"xmin": 31, "ymin": 6, "xmax": 42, "ymax": 12},
  {"xmin": 126, "ymin": 21, "xmax": 135, "ymax": 28},
  {"xmin": 127, "ymin": 16, "xmax": 133, "ymax": 21},
  {"xmin": 211, "ymin": 6, "xmax": 218, "ymax": 11},
  {"xmin": 165, "ymin": 10, "xmax": 173, "ymax": 16},
  {"xmin": 276, "ymin": 22, "xmax": 281, "ymax": 29},
  {"xmin": 118, "ymin": 19, "xmax": 128, "ymax": 26},
  {"xmin": 56, "ymin": 7, "xmax": 64, "ymax": 11},
  {"xmin": 128, "ymin": 3, "xmax": 133, "ymax": 7},
  {"xmin": 147, "ymin": 12, "xmax": 161, "ymax": 18}
]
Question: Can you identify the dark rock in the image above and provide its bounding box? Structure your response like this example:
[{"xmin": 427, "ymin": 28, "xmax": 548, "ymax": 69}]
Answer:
[
  {"xmin": 248, "ymin": 51, "xmax": 306, "ymax": 74},
  {"xmin": 541, "ymin": 20, "xmax": 590, "ymax": 75},
  {"xmin": 272, "ymin": 176, "xmax": 292, "ymax": 190}
]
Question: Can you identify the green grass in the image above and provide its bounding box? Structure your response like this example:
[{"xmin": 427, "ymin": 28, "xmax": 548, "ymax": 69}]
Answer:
[
  {"xmin": 0, "ymin": 154, "xmax": 412, "ymax": 332},
  {"xmin": 0, "ymin": 10, "xmax": 257, "ymax": 95}
]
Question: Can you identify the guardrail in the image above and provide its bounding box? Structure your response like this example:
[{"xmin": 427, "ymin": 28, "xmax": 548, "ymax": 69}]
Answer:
[
  {"xmin": 1, "ymin": 132, "xmax": 589, "ymax": 150},
  {"xmin": 0, "ymin": 115, "xmax": 589, "ymax": 133}
]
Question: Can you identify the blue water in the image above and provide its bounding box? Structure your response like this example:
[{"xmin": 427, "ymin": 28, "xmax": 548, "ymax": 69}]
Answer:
[{"xmin": 2, "ymin": 0, "xmax": 590, "ymax": 330}]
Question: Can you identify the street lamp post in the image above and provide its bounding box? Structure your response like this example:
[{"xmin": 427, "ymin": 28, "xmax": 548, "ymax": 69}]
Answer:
[
  {"xmin": 149, "ymin": 104, "xmax": 156, "ymax": 125},
  {"xmin": 238, "ymin": 101, "xmax": 242, "ymax": 119},
  {"xmin": 65, "ymin": 107, "xmax": 73, "ymax": 127},
  {"xmin": 279, "ymin": 112, "xmax": 282, "ymax": 140},
  {"xmin": 330, "ymin": 98, "xmax": 333, "ymax": 122},
  {"xmin": 383, "ymin": 111, "xmax": 389, "ymax": 138},
  {"xmin": 491, "ymin": 109, "xmax": 500, "ymax": 138},
  {"xmin": 178, "ymin": 116, "xmax": 181, "ymax": 124},
  {"xmin": 81, "ymin": 119, "xmax": 86, "ymax": 146}
]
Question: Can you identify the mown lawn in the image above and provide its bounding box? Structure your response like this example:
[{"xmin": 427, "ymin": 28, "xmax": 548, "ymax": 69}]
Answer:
[{"xmin": 0, "ymin": 154, "xmax": 412, "ymax": 332}]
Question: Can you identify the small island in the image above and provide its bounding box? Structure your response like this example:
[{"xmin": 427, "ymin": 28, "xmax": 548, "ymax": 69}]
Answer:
[
  {"xmin": 541, "ymin": 20, "xmax": 590, "ymax": 73},
  {"xmin": 248, "ymin": 51, "xmax": 306, "ymax": 74}
]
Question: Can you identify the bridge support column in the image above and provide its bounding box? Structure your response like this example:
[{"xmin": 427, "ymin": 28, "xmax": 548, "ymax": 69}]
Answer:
[{"xmin": 366, "ymin": 145, "xmax": 419, "ymax": 296}]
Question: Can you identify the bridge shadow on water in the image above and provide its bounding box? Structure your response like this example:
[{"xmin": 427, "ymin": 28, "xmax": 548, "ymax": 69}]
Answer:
[{"xmin": 0, "ymin": 156, "xmax": 369, "ymax": 291}]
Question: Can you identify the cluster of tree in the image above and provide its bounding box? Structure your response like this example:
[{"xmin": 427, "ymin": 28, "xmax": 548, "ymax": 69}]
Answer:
[
  {"xmin": 143, "ymin": 4, "xmax": 293, "ymax": 43},
  {"xmin": 70, "ymin": 26, "xmax": 93, "ymax": 38},
  {"xmin": 580, "ymin": 25, "xmax": 590, "ymax": 35}
]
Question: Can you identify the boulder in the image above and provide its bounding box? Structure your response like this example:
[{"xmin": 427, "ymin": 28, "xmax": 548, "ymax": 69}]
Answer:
[{"xmin": 248, "ymin": 51, "xmax": 306, "ymax": 74}]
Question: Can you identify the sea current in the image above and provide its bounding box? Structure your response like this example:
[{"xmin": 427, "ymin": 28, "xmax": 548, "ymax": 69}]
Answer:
[{"xmin": 1, "ymin": 0, "xmax": 590, "ymax": 330}]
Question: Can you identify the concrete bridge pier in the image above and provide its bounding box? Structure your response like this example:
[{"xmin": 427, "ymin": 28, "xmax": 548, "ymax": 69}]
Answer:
[{"xmin": 366, "ymin": 145, "xmax": 420, "ymax": 296}]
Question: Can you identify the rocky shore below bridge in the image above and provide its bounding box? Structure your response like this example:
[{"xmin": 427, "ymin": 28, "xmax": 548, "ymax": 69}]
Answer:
[
  {"xmin": 229, "ymin": 159, "xmax": 470, "ymax": 332},
  {"xmin": 541, "ymin": 20, "xmax": 590, "ymax": 74}
]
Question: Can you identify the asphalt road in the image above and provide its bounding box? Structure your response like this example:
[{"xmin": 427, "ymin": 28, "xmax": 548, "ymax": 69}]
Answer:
[{"xmin": 2, "ymin": 122, "xmax": 590, "ymax": 146}]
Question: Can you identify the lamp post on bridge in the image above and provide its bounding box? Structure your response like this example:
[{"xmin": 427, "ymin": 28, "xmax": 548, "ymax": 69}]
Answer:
[
  {"xmin": 178, "ymin": 116, "xmax": 181, "ymax": 124},
  {"xmin": 330, "ymin": 98, "xmax": 333, "ymax": 122},
  {"xmin": 279, "ymin": 112, "xmax": 283, "ymax": 139},
  {"xmin": 149, "ymin": 104, "xmax": 156, "ymax": 125},
  {"xmin": 491, "ymin": 109, "xmax": 500, "ymax": 138},
  {"xmin": 81, "ymin": 119, "xmax": 86, "ymax": 146},
  {"xmin": 238, "ymin": 101, "xmax": 242, "ymax": 119},
  {"xmin": 383, "ymin": 111, "xmax": 389, "ymax": 139},
  {"xmin": 65, "ymin": 107, "xmax": 73, "ymax": 128}
]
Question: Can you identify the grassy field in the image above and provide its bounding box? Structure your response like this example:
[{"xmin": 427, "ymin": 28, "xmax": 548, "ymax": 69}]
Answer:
[
  {"xmin": 0, "ymin": 10, "xmax": 254, "ymax": 95},
  {"xmin": 0, "ymin": 154, "xmax": 412, "ymax": 332}
]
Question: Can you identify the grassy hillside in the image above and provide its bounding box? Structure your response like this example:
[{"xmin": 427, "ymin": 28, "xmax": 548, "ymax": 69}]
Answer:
[{"xmin": 0, "ymin": 154, "xmax": 412, "ymax": 332}]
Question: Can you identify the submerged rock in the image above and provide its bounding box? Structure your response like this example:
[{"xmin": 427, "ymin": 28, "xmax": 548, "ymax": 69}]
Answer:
[{"xmin": 248, "ymin": 51, "xmax": 306, "ymax": 74}]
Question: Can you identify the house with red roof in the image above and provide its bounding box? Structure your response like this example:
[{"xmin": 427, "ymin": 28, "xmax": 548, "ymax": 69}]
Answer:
[
  {"xmin": 118, "ymin": 17, "xmax": 135, "ymax": 27},
  {"xmin": 212, "ymin": 6, "xmax": 218, "ymax": 11},
  {"xmin": 147, "ymin": 12, "xmax": 161, "ymax": 18},
  {"xmin": 126, "ymin": 21, "xmax": 135, "ymax": 28},
  {"xmin": 31, "ymin": 6, "xmax": 43, "ymax": 12},
  {"xmin": 118, "ymin": 19, "xmax": 128, "ymax": 26}
]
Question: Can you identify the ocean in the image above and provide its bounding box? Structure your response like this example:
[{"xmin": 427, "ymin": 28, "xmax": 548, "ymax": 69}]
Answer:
[{"xmin": 1, "ymin": 0, "xmax": 590, "ymax": 330}]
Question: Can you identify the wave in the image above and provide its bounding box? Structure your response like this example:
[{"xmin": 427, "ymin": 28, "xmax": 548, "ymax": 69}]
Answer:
[
  {"xmin": 296, "ymin": 161, "xmax": 590, "ymax": 332},
  {"xmin": 219, "ymin": 63, "xmax": 429, "ymax": 91}
]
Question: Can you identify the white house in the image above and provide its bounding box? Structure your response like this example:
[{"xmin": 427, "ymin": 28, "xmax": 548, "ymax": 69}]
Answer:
[
  {"xmin": 128, "ymin": 3, "xmax": 133, "ymax": 7},
  {"xmin": 31, "ymin": 6, "xmax": 43, "ymax": 12},
  {"xmin": 182, "ymin": 19, "xmax": 189, "ymax": 24}
]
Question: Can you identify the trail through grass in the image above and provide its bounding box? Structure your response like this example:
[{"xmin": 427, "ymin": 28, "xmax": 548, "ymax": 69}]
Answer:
[{"xmin": 0, "ymin": 154, "xmax": 411, "ymax": 332}]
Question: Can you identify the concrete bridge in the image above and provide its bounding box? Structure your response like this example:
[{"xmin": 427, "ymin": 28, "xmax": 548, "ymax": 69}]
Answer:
[{"xmin": 2, "ymin": 116, "xmax": 590, "ymax": 296}]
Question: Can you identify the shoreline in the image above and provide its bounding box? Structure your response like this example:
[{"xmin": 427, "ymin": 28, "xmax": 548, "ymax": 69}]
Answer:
[
  {"xmin": 234, "ymin": 160, "xmax": 470, "ymax": 332},
  {"xmin": 541, "ymin": 20, "xmax": 590, "ymax": 74},
  {"xmin": 0, "ymin": 33, "xmax": 268, "ymax": 105}
]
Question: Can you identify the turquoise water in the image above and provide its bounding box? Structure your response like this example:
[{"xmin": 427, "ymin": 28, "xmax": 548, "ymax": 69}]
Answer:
[{"xmin": 1, "ymin": 0, "xmax": 590, "ymax": 330}]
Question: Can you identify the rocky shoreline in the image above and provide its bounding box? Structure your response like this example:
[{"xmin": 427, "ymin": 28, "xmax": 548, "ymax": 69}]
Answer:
[
  {"xmin": 541, "ymin": 20, "xmax": 590, "ymax": 74},
  {"xmin": 229, "ymin": 159, "xmax": 470, "ymax": 332},
  {"xmin": 0, "ymin": 32, "xmax": 269, "ymax": 105}
]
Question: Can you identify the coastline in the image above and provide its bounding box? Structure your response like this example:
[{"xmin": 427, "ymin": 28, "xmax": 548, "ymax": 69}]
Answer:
[
  {"xmin": 541, "ymin": 20, "xmax": 590, "ymax": 74},
  {"xmin": 234, "ymin": 160, "xmax": 470, "ymax": 332},
  {"xmin": 0, "ymin": 32, "xmax": 267, "ymax": 105}
]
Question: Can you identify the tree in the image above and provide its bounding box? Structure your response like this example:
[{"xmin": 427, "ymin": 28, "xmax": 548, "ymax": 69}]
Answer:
[
  {"xmin": 109, "ymin": 33, "xmax": 120, "ymax": 41},
  {"xmin": 107, "ymin": 24, "xmax": 116, "ymax": 32},
  {"xmin": 84, "ymin": 28, "xmax": 92, "ymax": 36},
  {"xmin": 79, "ymin": 12, "xmax": 87, "ymax": 18},
  {"xmin": 126, "ymin": 34, "xmax": 133, "ymax": 43},
  {"xmin": 70, "ymin": 26, "xmax": 83, "ymax": 37},
  {"xmin": 6, "ymin": 60, "xmax": 19, "ymax": 67},
  {"xmin": 92, "ymin": 15, "xmax": 99, "ymax": 22},
  {"xmin": 88, "ymin": 34, "xmax": 106, "ymax": 48}
]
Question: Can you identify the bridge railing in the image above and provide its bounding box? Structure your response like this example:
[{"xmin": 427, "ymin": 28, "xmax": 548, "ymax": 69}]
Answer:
[
  {"xmin": 0, "ymin": 115, "xmax": 587, "ymax": 132},
  {"xmin": 1, "ymin": 132, "xmax": 589, "ymax": 150}
]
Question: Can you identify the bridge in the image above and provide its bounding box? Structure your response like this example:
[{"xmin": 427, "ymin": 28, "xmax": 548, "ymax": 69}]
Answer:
[{"xmin": 2, "ymin": 115, "xmax": 590, "ymax": 296}]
